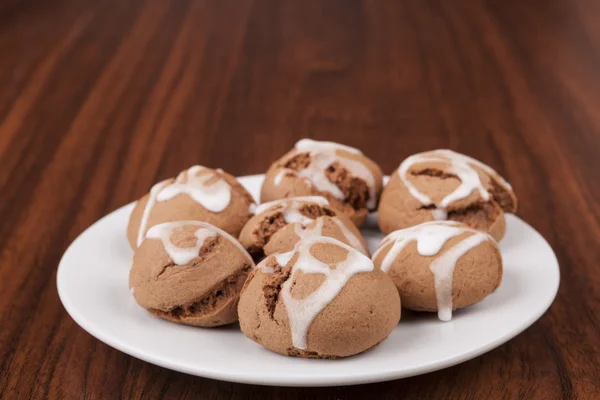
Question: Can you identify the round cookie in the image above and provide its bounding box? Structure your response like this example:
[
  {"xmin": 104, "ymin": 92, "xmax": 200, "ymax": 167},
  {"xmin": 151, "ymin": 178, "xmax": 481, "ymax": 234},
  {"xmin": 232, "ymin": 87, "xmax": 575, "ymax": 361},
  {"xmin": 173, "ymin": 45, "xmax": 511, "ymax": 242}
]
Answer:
[
  {"xmin": 238, "ymin": 236, "xmax": 400, "ymax": 358},
  {"xmin": 378, "ymin": 149, "xmax": 517, "ymax": 241},
  {"xmin": 261, "ymin": 139, "xmax": 384, "ymax": 227},
  {"xmin": 239, "ymin": 196, "xmax": 369, "ymax": 260},
  {"xmin": 130, "ymin": 220, "xmax": 255, "ymax": 327},
  {"xmin": 372, "ymin": 221, "xmax": 502, "ymax": 321},
  {"xmin": 127, "ymin": 165, "xmax": 255, "ymax": 249}
]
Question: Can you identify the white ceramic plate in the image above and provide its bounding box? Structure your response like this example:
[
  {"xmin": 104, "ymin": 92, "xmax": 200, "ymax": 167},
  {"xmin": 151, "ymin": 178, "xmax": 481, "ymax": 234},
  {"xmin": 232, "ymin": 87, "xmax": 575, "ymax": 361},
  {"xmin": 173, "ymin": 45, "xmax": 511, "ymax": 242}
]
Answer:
[{"xmin": 57, "ymin": 175, "xmax": 560, "ymax": 387}]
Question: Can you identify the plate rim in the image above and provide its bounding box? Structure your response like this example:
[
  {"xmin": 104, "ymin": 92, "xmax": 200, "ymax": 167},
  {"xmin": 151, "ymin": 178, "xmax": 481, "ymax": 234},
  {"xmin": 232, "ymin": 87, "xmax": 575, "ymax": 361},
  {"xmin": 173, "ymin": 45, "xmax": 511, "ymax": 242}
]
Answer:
[{"xmin": 57, "ymin": 175, "xmax": 560, "ymax": 387}]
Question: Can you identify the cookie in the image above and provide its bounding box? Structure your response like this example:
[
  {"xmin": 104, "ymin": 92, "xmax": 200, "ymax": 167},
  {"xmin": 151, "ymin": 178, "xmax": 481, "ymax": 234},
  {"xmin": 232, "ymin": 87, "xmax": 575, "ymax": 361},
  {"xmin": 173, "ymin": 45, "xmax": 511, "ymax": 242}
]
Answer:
[
  {"xmin": 127, "ymin": 166, "xmax": 255, "ymax": 249},
  {"xmin": 239, "ymin": 196, "xmax": 369, "ymax": 260},
  {"xmin": 129, "ymin": 221, "xmax": 255, "ymax": 327},
  {"xmin": 238, "ymin": 236, "xmax": 400, "ymax": 358},
  {"xmin": 378, "ymin": 149, "xmax": 517, "ymax": 241},
  {"xmin": 372, "ymin": 221, "xmax": 502, "ymax": 321},
  {"xmin": 260, "ymin": 139, "xmax": 384, "ymax": 227}
]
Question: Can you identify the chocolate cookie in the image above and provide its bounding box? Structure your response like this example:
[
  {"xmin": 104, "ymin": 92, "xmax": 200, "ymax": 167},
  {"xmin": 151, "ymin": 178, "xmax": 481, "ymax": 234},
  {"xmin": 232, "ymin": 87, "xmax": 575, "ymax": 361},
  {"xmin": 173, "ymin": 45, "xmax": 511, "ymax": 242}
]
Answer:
[
  {"xmin": 238, "ymin": 236, "xmax": 400, "ymax": 358},
  {"xmin": 239, "ymin": 196, "xmax": 369, "ymax": 261},
  {"xmin": 378, "ymin": 150, "xmax": 517, "ymax": 241},
  {"xmin": 261, "ymin": 139, "xmax": 384, "ymax": 227},
  {"xmin": 127, "ymin": 166, "xmax": 255, "ymax": 249},
  {"xmin": 129, "ymin": 221, "xmax": 255, "ymax": 327},
  {"xmin": 372, "ymin": 221, "xmax": 502, "ymax": 321}
]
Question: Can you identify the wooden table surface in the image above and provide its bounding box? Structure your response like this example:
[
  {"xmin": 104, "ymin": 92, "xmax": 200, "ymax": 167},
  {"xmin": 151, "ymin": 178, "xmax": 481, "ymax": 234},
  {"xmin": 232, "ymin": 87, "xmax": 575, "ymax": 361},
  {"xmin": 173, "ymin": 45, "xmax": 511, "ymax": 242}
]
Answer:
[{"xmin": 1, "ymin": 0, "xmax": 599, "ymax": 398}]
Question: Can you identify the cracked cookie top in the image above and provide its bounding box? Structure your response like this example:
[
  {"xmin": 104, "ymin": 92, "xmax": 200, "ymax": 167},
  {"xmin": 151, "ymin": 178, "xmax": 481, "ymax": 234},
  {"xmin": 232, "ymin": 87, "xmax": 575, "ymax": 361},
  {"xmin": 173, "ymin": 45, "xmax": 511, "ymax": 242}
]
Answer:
[
  {"xmin": 378, "ymin": 150, "xmax": 517, "ymax": 241},
  {"xmin": 260, "ymin": 139, "xmax": 384, "ymax": 227},
  {"xmin": 129, "ymin": 221, "xmax": 254, "ymax": 327}
]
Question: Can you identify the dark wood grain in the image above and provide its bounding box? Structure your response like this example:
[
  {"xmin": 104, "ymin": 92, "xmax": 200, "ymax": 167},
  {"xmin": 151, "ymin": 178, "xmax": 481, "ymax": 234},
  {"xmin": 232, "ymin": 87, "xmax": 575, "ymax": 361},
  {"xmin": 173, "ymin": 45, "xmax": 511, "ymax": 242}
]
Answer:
[{"xmin": 1, "ymin": 0, "xmax": 599, "ymax": 398}]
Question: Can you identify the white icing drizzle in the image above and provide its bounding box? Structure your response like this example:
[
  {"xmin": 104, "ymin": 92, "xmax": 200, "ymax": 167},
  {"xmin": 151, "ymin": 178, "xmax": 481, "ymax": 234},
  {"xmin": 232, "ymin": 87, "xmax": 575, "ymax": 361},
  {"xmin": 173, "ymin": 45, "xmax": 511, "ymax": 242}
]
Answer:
[
  {"xmin": 255, "ymin": 196, "xmax": 367, "ymax": 255},
  {"xmin": 295, "ymin": 139, "xmax": 363, "ymax": 155},
  {"xmin": 431, "ymin": 208, "xmax": 448, "ymax": 221},
  {"xmin": 274, "ymin": 251, "xmax": 295, "ymax": 268},
  {"xmin": 373, "ymin": 221, "xmax": 493, "ymax": 321},
  {"xmin": 145, "ymin": 220, "xmax": 255, "ymax": 266},
  {"xmin": 430, "ymin": 233, "xmax": 486, "ymax": 321},
  {"xmin": 146, "ymin": 222, "xmax": 216, "ymax": 265},
  {"xmin": 292, "ymin": 217, "xmax": 367, "ymax": 255},
  {"xmin": 157, "ymin": 166, "xmax": 232, "ymax": 212},
  {"xmin": 274, "ymin": 139, "xmax": 377, "ymax": 209},
  {"xmin": 253, "ymin": 196, "xmax": 330, "ymax": 223},
  {"xmin": 256, "ymin": 250, "xmax": 297, "ymax": 275},
  {"xmin": 279, "ymin": 236, "xmax": 373, "ymax": 350},
  {"xmin": 254, "ymin": 196, "xmax": 330, "ymax": 214},
  {"xmin": 256, "ymin": 257, "xmax": 275, "ymax": 274},
  {"xmin": 293, "ymin": 217, "xmax": 325, "ymax": 239},
  {"xmin": 274, "ymin": 169, "xmax": 287, "ymax": 186},
  {"xmin": 296, "ymin": 153, "xmax": 345, "ymax": 200},
  {"xmin": 137, "ymin": 180, "xmax": 170, "ymax": 246},
  {"xmin": 330, "ymin": 217, "xmax": 368, "ymax": 255},
  {"xmin": 398, "ymin": 149, "xmax": 512, "ymax": 219},
  {"xmin": 135, "ymin": 166, "xmax": 234, "ymax": 246}
]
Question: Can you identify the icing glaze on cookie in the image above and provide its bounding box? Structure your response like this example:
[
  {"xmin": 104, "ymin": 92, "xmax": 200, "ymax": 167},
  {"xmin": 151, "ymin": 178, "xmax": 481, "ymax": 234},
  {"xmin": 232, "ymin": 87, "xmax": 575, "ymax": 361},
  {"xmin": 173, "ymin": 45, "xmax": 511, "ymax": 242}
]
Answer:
[
  {"xmin": 274, "ymin": 139, "xmax": 378, "ymax": 209},
  {"xmin": 373, "ymin": 221, "xmax": 494, "ymax": 321},
  {"xmin": 157, "ymin": 166, "xmax": 232, "ymax": 211},
  {"xmin": 293, "ymin": 216, "xmax": 326, "ymax": 240},
  {"xmin": 145, "ymin": 221, "xmax": 254, "ymax": 266},
  {"xmin": 254, "ymin": 196, "xmax": 329, "ymax": 216},
  {"xmin": 253, "ymin": 196, "xmax": 330, "ymax": 227},
  {"xmin": 137, "ymin": 180, "xmax": 170, "ymax": 246},
  {"xmin": 257, "ymin": 249, "xmax": 296, "ymax": 274},
  {"xmin": 256, "ymin": 258, "xmax": 275, "ymax": 274},
  {"xmin": 277, "ymin": 236, "xmax": 373, "ymax": 349},
  {"xmin": 274, "ymin": 251, "xmax": 295, "ymax": 268},
  {"xmin": 295, "ymin": 139, "xmax": 362, "ymax": 155},
  {"xmin": 254, "ymin": 196, "xmax": 367, "ymax": 255},
  {"xmin": 331, "ymin": 217, "xmax": 367, "ymax": 255},
  {"xmin": 293, "ymin": 217, "xmax": 368, "ymax": 255},
  {"xmin": 136, "ymin": 166, "xmax": 234, "ymax": 246},
  {"xmin": 398, "ymin": 150, "xmax": 512, "ymax": 220},
  {"xmin": 273, "ymin": 169, "xmax": 288, "ymax": 186}
]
